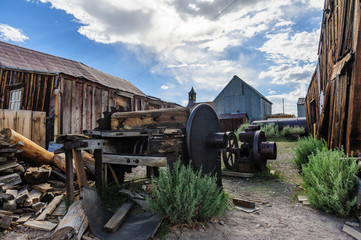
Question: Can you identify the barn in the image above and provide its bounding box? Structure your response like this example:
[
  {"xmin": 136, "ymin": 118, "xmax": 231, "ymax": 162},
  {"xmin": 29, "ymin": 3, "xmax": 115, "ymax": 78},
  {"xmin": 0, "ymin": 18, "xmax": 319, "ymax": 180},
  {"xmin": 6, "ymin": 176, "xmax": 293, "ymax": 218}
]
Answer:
[
  {"xmin": 305, "ymin": 0, "xmax": 361, "ymax": 156},
  {"xmin": 213, "ymin": 75, "xmax": 272, "ymax": 121},
  {"xmin": 0, "ymin": 41, "xmax": 178, "ymax": 147}
]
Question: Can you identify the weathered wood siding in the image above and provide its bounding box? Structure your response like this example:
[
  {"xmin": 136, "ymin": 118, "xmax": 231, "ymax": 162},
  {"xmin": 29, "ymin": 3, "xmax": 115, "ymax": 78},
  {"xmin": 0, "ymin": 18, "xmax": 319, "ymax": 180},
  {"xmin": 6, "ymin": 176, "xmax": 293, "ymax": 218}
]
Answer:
[
  {"xmin": 59, "ymin": 76, "xmax": 132, "ymax": 134},
  {"xmin": 305, "ymin": 0, "xmax": 361, "ymax": 155},
  {"xmin": 0, "ymin": 69, "xmax": 57, "ymax": 112},
  {"xmin": 0, "ymin": 109, "xmax": 46, "ymax": 147}
]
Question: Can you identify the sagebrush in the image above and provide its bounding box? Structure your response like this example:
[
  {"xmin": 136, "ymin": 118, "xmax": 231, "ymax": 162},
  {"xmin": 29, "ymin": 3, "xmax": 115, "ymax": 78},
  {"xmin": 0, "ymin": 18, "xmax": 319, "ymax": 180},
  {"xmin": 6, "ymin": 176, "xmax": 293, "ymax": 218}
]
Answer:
[
  {"xmin": 146, "ymin": 161, "xmax": 228, "ymax": 224},
  {"xmin": 294, "ymin": 136, "xmax": 325, "ymax": 169},
  {"xmin": 236, "ymin": 123, "xmax": 305, "ymax": 141},
  {"xmin": 302, "ymin": 148, "xmax": 358, "ymax": 217}
]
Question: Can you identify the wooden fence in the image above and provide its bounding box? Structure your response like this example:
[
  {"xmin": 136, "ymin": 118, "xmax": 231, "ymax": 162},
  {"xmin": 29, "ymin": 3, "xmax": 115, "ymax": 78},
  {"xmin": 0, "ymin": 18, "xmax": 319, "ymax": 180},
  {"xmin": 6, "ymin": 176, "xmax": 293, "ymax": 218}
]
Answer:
[{"xmin": 0, "ymin": 110, "xmax": 46, "ymax": 148}]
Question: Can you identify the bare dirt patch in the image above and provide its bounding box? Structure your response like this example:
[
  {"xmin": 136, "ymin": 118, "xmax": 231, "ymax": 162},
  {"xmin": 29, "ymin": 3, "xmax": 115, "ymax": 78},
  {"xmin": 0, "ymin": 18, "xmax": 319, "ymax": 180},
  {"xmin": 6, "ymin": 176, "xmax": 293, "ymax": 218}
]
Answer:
[{"xmin": 163, "ymin": 142, "xmax": 356, "ymax": 240}]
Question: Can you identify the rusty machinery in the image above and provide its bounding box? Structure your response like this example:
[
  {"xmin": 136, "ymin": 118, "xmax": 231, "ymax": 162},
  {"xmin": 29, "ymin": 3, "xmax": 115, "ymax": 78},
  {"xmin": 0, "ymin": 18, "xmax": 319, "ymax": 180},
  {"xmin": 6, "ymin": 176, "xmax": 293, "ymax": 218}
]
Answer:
[
  {"xmin": 222, "ymin": 125, "xmax": 277, "ymax": 175},
  {"xmin": 73, "ymin": 104, "xmax": 277, "ymax": 188}
]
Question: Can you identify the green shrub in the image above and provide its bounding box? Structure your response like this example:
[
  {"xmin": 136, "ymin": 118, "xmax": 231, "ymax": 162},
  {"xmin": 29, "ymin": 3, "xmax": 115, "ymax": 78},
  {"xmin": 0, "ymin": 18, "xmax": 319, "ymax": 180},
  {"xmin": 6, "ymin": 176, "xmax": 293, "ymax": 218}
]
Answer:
[
  {"xmin": 146, "ymin": 161, "xmax": 228, "ymax": 224},
  {"xmin": 302, "ymin": 148, "xmax": 358, "ymax": 217},
  {"xmin": 281, "ymin": 126, "xmax": 305, "ymax": 139},
  {"xmin": 294, "ymin": 136, "xmax": 325, "ymax": 169},
  {"xmin": 261, "ymin": 123, "xmax": 281, "ymax": 139}
]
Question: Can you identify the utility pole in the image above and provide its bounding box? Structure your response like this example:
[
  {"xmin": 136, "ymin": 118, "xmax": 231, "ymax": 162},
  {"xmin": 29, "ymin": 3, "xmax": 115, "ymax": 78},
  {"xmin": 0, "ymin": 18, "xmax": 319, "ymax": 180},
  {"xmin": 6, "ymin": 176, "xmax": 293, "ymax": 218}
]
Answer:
[{"xmin": 282, "ymin": 98, "xmax": 285, "ymax": 114}]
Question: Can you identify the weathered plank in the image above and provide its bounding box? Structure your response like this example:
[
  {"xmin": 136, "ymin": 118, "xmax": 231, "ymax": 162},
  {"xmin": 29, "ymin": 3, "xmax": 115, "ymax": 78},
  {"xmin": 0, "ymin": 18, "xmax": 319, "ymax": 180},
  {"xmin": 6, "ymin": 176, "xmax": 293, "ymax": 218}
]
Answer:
[
  {"xmin": 103, "ymin": 203, "xmax": 133, "ymax": 233},
  {"xmin": 36, "ymin": 194, "xmax": 63, "ymax": 221},
  {"xmin": 111, "ymin": 107, "xmax": 189, "ymax": 130},
  {"xmin": 24, "ymin": 220, "xmax": 57, "ymax": 231},
  {"xmin": 102, "ymin": 155, "xmax": 167, "ymax": 167}
]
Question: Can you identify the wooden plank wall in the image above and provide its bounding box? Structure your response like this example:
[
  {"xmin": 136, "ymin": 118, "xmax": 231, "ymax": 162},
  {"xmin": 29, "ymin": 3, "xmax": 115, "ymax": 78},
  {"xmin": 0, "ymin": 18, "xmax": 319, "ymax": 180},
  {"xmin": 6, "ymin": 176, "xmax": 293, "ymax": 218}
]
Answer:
[
  {"xmin": 0, "ymin": 109, "xmax": 46, "ymax": 147},
  {"xmin": 305, "ymin": 0, "xmax": 361, "ymax": 155},
  {"xmin": 0, "ymin": 69, "xmax": 57, "ymax": 112},
  {"xmin": 60, "ymin": 77, "xmax": 130, "ymax": 134}
]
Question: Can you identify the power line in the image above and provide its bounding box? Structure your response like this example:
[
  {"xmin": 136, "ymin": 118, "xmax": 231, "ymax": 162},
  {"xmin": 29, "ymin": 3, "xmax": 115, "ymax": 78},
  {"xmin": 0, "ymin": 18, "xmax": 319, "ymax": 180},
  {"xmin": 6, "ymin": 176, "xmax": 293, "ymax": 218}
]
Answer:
[{"xmin": 131, "ymin": 0, "xmax": 239, "ymax": 80}]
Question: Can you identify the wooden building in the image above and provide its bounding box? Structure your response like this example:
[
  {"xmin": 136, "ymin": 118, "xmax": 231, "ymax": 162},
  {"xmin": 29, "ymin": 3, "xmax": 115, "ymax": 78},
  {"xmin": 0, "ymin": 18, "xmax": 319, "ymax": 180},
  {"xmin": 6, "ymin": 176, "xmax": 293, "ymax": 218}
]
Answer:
[
  {"xmin": 213, "ymin": 75, "xmax": 272, "ymax": 121},
  {"xmin": 0, "ymin": 41, "xmax": 178, "ymax": 146},
  {"xmin": 297, "ymin": 98, "xmax": 306, "ymax": 118},
  {"xmin": 219, "ymin": 112, "xmax": 248, "ymax": 132},
  {"xmin": 305, "ymin": 0, "xmax": 361, "ymax": 155}
]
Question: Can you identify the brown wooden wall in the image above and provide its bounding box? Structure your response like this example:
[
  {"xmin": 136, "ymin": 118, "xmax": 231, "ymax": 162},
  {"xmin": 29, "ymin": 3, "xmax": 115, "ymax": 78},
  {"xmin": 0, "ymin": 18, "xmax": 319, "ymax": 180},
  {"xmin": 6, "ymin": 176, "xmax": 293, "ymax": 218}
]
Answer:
[
  {"xmin": 58, "ymin": 75, "xmax": 131, "ymax": 135},
  {"xmin": 0, "ymin": 69, "xmax": 57, "ymax": 112},
  {"xmin": 0, "ymin": 68, "xmax": 177, "ymax": 145},
  {"xmin": 305, "ymin": 0, "xmax": 361, "ymax": 155}
]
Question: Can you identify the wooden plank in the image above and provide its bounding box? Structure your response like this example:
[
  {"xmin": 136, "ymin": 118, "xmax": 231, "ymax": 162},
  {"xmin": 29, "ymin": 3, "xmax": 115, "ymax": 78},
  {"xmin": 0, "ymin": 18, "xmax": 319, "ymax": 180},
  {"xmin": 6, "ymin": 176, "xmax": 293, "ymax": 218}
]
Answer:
[
  {"xmin": 63, "ymin": 80, "xmax": 72, "ymax": 134},
  {"xmin": 222, "ymin": 170, "xmax": 254, "ymax": 178},
  {"xmin": 232, "ymin": 198, "xmax": 256, "ymax": 209},
  {"xmin": 31, "ymin": 111, "xmax": 46, "ymax": 148},
  {"xmin": 52, "ymin": 201, "xmax": 67, "ymax": 216},
  {"xmin": 102, "ymin": 155, "xmax": 167, "ymax": 167},
  {"xmin": 0, "ymin": 161, "xmax": 19, "ymax": 172},
  {"xmin": 24, "ymin": 220, "xmax": 57, "ymax": 231},
  {"xmin": 33, "ymin": 183, "xmax": 53, "ymax": 193},
  {"xmin": 342, "ymin": 224, "xmax": 361, "ymax": 240},
  {"xmin": 82, "ymin": 84, "xmax": 87, "ymax": 131},
  {"xmin": 103, "ymin": 203, "xmax": 133, "ymax": 233},
  {"xmin": 16, "ymin": 109, "xmax": 33, "ymax": 140},
  {"xmin": 94, "ymin": 87, "xmax": 102, "ymax": 128},
  {"xmin": 101, "ymin": 89, "xmax": 109, "ymax": 118},
  {"xmin": 3, "ymin": 110, "xmax": 17, "ymax": 130},
  {"xmin": 111, "ymin": 107, "xmax": 189, "ymax": 130},
  {"xmin": 71, "ymin": 82, "xmax": 83, "ymax": 134},
  {"xmin": 36, "ymin": 194, "xmax": 63, "ymax": 221},
  {"xmin": 85, "ymin": 85, "xmax": 93, "ymax": 130},
  {"xmin": 72, "ymin": 149, "xmax": 88, "ymax": 188},
  {"xmin": 0, "ymin": 173, "xmax": 22, "ymax": 189}
]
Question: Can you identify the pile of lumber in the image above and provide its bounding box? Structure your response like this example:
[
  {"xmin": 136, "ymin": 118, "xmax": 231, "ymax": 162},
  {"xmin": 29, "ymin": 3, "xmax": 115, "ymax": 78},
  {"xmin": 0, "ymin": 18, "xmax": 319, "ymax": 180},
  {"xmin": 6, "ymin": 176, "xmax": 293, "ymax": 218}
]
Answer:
[{"xmin": 0, "ymin": 129, "xmax": 88, "ymax": 235}]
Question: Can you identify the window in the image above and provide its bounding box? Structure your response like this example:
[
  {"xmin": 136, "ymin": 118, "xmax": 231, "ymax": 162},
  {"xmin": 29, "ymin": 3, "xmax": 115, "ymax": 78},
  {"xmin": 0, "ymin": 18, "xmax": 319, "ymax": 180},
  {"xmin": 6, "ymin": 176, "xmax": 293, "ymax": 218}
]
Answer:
[{"xmin": 9, "ymin": 89, "xmax": 21, "ymax": 110}]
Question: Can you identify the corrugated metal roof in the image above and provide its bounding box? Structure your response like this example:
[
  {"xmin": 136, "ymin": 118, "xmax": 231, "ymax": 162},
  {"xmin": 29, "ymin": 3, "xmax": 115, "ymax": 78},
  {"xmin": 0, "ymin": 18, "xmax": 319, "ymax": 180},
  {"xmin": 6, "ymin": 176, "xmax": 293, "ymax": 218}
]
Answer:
[
  {"xmin": 0, "ymin": 41, "xmax": 145, "ymax": 96},
  {"xmin": 214, "ymin": 75, "xmax": 273, "ymax": 104}
]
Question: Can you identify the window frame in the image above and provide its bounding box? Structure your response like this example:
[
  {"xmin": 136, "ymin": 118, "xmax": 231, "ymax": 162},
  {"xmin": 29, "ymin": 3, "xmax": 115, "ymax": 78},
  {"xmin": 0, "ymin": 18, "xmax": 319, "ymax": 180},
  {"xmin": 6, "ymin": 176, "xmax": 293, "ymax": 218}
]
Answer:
[{"xmin": 9, "ymin": 89, "xmax": 22, "ymax": 110}]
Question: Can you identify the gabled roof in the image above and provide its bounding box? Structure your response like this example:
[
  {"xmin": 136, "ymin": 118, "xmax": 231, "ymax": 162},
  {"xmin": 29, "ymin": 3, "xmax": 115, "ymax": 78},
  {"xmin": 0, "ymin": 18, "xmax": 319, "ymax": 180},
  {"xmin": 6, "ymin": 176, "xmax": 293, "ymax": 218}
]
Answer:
[
  {"xmin": 0, "ymin": 41, "xmax": 145, "ymax": 96},
  {"xmin": 297, "ymin": 98, "xmax": 305, "ymax": 105},
  {"xmin": 214, "ymin": 75, "xmax": 272, "ymax": 104}
]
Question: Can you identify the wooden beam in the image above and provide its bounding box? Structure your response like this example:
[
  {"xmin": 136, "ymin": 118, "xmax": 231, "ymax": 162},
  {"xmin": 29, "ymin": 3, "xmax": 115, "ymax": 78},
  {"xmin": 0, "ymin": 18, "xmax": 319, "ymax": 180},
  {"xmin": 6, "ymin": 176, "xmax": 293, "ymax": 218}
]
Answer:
[
  {"xmin": 102, "ymin": 155, "xmax": 167, "ymax": 167},
  {"xmin": 24, "ymin": 220, "xmax": 57, "ymax": 231},
  {"xmin": 72, "ymin": 149, "xmax": 88, "ymax": 188},
  {"xmin": 103, "ymin": 203, "xmax": 133, "ymax": 233},
  {"xmin": 36, "ymin": 194, "xmax": 63, "ymax": 221}
]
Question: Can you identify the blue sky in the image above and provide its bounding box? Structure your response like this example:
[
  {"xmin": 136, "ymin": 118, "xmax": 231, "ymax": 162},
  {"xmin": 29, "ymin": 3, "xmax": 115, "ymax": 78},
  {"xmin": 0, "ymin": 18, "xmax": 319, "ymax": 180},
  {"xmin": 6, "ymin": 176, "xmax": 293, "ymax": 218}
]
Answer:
[{"xmin": 0, "ymin": 0, "xmax": 324, "ymax": 115}]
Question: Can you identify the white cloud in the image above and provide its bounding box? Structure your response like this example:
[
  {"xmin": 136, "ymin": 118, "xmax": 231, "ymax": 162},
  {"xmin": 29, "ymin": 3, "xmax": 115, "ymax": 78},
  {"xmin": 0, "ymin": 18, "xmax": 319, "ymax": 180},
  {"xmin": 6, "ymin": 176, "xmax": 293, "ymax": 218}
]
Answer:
[
  {"xmin": 161, "ymin": 85, "xmax": 169, "ymax": 90},
  {"xmin": 259, "ymin": 63, "xmax": 315, "ymax": 85},
  {"xmin": 259, "ymin": 30, "xmax": 320, "ymax": 63},
  {"xmin": 0, "ymin": 23, "xmax": 29, "ymax": 43},
  {"xmin": 34, "ymin": 0, "xmax": 321, "ymax": 112},
  {"xmin": 267, "ymin": 85, "xmax": 307, "ymax": 115},
  {"xmin": 268, "ymin": 90, "xmax": 276, "ymax": 94}
]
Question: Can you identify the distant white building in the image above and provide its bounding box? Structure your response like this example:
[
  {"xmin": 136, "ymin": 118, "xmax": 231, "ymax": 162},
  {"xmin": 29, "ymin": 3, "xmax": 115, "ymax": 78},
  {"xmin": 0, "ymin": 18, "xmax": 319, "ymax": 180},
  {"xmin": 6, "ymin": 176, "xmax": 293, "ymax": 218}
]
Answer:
[{"xmin": 297, "ymin": 98, "xmax": 306, "ymax": 117}]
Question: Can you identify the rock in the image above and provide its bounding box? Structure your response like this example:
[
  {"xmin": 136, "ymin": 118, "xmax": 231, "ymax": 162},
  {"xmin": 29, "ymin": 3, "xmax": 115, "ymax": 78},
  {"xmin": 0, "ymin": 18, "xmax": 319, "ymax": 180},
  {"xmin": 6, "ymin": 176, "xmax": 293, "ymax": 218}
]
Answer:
[{"xmin": 219, "ymin": 220, "xmax": 225, "ymax": 226}]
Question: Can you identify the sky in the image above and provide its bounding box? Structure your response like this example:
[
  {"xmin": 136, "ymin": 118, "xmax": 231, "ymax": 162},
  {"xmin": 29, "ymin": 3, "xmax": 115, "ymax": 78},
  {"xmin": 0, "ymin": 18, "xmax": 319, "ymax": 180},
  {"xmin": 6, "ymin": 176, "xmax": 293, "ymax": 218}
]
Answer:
[{"xmin": 0, "ymin": 0, "xmax": 324, "ymax": 115}]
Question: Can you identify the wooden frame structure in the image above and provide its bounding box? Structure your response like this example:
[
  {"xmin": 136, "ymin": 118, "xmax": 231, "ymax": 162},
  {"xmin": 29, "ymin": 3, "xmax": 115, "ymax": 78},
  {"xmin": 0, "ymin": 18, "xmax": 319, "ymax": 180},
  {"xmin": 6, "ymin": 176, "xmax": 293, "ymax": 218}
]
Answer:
[{"xmin": 305, "ymin": 0, "xmax": 361, "ymax": 155}]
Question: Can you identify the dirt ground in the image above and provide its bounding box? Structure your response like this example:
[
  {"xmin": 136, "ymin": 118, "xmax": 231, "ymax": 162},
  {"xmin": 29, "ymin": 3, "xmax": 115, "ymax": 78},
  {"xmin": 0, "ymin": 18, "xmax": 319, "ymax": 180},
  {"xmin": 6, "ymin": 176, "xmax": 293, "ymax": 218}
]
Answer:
[
  {"xmin": 163, "ymin": 142, "xmax": 356, "ymax": 240},
  {"xmin": 1, "ymin": 142, "xmax": 357, "ymax": 240}
]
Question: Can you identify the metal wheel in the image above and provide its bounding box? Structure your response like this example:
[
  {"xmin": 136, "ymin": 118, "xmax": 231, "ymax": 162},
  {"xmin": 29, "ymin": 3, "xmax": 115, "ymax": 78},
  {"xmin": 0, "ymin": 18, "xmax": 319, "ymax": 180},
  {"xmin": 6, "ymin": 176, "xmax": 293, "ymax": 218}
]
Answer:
[
  {"xmin": 222, "ymin": 132, "xmax": 239, "ymax": 170},
  {"xmin": 253, "ymin": 130, "xmax": 266, "ymax": 171}
]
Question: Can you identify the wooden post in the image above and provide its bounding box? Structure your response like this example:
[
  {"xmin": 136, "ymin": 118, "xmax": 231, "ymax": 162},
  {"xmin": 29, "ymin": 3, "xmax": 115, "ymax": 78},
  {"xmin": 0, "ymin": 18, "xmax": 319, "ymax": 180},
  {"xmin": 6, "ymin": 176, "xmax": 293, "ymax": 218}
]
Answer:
[
  {"xmin": 94, "ymin": 149, "xmax": 103, "ymax": 193},
  {"xmin": 65, "ymin": 151, "xmax": 74, "ymax": 204},
  {"xmin": 72, "ymin": 149, "xmax": 88, "ymax": 188}
]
